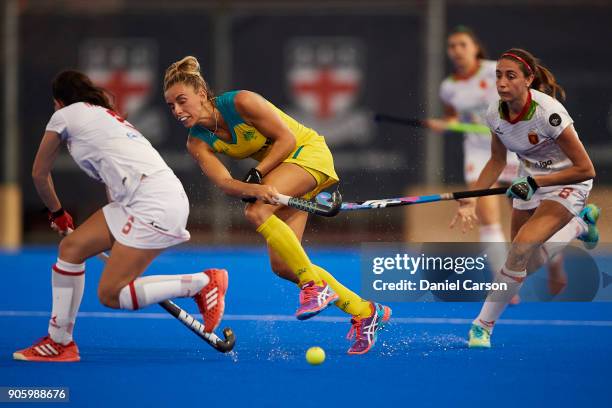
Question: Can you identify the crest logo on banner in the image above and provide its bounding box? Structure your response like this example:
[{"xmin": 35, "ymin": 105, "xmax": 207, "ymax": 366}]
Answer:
[
  {"xmin": 285, "ymin": 38, "xmax": 373, "ymax": 148},
  {"xmin": 79, "ymin": 39, "xmax": 168, "ymax": 145}
]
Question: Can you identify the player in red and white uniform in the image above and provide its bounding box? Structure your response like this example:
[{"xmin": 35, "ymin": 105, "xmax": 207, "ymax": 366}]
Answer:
[
  {"xmin": 427, "ymin": 27, "xmax": 563, "ymax": 300},
  {"xmin": 14, "ymin": 70, "xmax": 227, "ymax": 362},
  {"xmin": 451, "ymin": 49, "xmax": 599, "ymax": 348},
  {"xmin": 427, "ymin": 27, "xmax": 519, "ymax": 246}
]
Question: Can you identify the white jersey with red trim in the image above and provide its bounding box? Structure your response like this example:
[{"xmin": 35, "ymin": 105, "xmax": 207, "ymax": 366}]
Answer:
[
  {"xmin": 46, "ymin": 102, "xmax": 171, "ymax": 205},
  {"xmin": 485, "ymin": 89, "xmax": 590, "ymax": 183},
  {"xmin": 439, "ymin": 60, "xmax": 498, "ymax": 149},
  {"xmin": 439, "ymin": 59, "xmax": 519, "ymax": 182}
]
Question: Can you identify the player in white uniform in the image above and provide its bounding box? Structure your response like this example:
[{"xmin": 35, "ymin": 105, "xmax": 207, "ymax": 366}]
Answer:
[
  {"xmin": 427, "ymin": 27, "xmax": 519, "ymax": 246},
  {"xmin": 14, "ymin": 70, "xmax": 228, "ymax": 362},
  {"xmin": 451, "ymin": 49, "xmax": 600, "ymax": 348},
  {"xmin": 428, "ymin": 27, "xmax": 563, "ymax": 301},
  {"xmin": 439, "ymin": 56, "xmax": 512, "ymax": 183}
]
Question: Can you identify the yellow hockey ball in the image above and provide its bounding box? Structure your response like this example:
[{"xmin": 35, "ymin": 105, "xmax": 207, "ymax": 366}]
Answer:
[{"xmin": 306, "ymin": 346, "xmax": 325, "ymax": 365}]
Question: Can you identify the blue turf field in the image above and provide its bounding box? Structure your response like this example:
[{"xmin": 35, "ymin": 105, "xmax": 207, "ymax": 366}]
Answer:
[{"xmin": 1, "ymin": 247, "xmax": 611, "ymax": 407}]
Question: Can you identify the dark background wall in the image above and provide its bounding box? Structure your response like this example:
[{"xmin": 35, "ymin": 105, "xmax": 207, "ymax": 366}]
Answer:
[{"xmin": 5, "ymin": 1, "xmax": 611, "ymax": 243}]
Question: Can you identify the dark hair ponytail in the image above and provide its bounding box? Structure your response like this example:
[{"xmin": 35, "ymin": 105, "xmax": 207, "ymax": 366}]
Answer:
[
  {"xmin": 533, "ymin": 64, "xmax": 566, "ymax": 101},
  {"xmin": 52, "ymin": 70, "xmax": 115, "ymax": 110},
  {"xmin": 449, "ymin": 25, "xmax": 487, "ymax": 60},
  {"xmin": 500, "ymin": 48, "xmax": 566, "ymax": 101}
]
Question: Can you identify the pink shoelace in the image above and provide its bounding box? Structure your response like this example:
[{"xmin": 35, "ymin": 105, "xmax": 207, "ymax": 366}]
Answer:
[{"xmin": 300, "ymin": 284, "xmax": 318, "ymax": 304}]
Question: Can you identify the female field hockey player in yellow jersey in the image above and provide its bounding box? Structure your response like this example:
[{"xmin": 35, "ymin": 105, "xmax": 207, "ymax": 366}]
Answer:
[{"xmin": 163, "ymin": 56, "xmax": 391, "ymax": 355}]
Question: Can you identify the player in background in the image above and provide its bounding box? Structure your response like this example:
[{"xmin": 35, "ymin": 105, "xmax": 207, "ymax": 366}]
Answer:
[
  {"xmin": 14, "ymin": 71, "xmax": 227, "ymax": 362},
  {"xmin": 163, "ymin": 56, "xmax": 390, "ymax": 355},
  {"xmin": 451, "ymin": 49, "xmax": 600, "ymax": 348},
  {"xmin": 426, "ymin": 26, "xmax": 565, "ymax": 300}
]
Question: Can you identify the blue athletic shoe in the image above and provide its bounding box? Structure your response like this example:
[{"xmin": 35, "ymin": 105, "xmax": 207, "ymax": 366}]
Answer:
[{"xmin": 578, "ymin": 204, "xmax": 600, "ymax": 250}]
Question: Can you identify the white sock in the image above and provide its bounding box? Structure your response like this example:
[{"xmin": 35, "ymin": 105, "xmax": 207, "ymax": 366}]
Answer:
[
  {"xmin": 49, "ymin": 258, "xmax": 85, "ymax": 345},
  {"xmin": 479, "ymin": 223, "xmax": 505, "ymax": 243},
  {"xmin": 118, "ymin": 273, "xmax": 209, "ymax": 310},
  {"xmin": 480, "ymin": 224, "xmax": 507, "ymax": 274},
  {"xmin": 474, "ymin": 265, "xmax": 526, "ymax": 333},
  {"xmin": 542, "ymin": 216, "xmax": 588, "ymax": 259}
]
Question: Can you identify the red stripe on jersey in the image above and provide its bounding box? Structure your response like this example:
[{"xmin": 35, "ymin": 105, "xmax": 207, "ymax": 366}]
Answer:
[{"xmin": 503, "ymin": 91, "xmax": 532, "ymax": 124}]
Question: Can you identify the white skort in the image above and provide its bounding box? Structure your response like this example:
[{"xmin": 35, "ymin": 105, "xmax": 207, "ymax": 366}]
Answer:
[
  {"xmin": 102, "ymin": 170, "xmax": 191, "ymax": 249},
  {"xmin": 512, "ymin": 180, "xmax": 592, "ymax": 216}
]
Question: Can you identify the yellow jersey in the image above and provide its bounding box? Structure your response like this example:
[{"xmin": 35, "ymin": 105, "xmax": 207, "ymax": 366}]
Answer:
[{"xmin": 189, "ymin": 91, "xmax": 339, "ymax": 195}]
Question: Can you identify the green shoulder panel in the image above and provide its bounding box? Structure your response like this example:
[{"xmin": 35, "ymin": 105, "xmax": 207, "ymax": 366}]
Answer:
[{"xmin": 189, "ymin": 125, "xmax": 218, "ymax": 149}]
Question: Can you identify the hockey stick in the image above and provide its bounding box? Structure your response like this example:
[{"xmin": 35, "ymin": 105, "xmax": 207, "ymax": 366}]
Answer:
[
  {"xmin": 374, "ymin": 113, "xmax": 423, "ymax": 128},
  {"xmin": 275, "ymin": 190, "xmax": 342, "ymax": 217},
  {"xmin": 95, "ymin": 251, "xmax": 235, "ymax": 353},
  {"xmin": 315, "ymin": 187, "xmax": 507, "ymax": 211},
  {"xmin": 374, "ymin": 113, "xmax": 491, "ymax": 135}
]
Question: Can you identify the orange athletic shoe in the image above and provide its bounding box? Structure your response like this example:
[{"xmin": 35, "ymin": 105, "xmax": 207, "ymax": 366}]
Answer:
[
  {"xmin": 193, "ymin": 268, "xmax": 228, "ymax": 333},
  {"xmin": 13, "ymin": 336, "xmax": 80, "ymax": 362}
]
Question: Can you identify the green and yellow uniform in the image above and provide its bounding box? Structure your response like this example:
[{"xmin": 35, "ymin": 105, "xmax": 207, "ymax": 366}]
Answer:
[
  {"xmin": 190, "ymin": 90, "xmax": 370, "ymax": 318},
  {"xmin": 189, "ymin": 90, "xmax": 339, "ymax": 199}
]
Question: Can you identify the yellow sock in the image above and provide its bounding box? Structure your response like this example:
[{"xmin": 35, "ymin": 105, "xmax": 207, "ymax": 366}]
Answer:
[
  {"xmin": 312, "ymin": 265, "xmax": 372, "ymax": 318},
  {"xmin": 256, "ymin": 215, "xmax": 322, "ymax": 286}
]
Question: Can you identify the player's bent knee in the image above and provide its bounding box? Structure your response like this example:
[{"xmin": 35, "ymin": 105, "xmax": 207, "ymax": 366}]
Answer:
[
  {"xmin": 97, "ymin": 285, "xmax": 120, "ymax": 309},
  {"xmin": 58, "ymin": 236, "xmax": 86, "ymax": 264},
  {"xmin": 244, "ymin": 202, "xmax": 275, "ymax": 226}
]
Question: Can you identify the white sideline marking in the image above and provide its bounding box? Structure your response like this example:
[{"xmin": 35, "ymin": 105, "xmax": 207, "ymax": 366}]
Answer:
[{"xmin": 1, "ymin": 311, "xmax": 612, "ymax": 327}]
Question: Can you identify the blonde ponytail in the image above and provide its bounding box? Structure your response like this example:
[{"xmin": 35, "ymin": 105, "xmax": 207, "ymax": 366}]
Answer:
[{"xmin": 164, "ymin": 56, "xmax": 215, "ymax": 101}]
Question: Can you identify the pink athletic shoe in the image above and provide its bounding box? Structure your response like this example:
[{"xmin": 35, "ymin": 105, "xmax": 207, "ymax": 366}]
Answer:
[
  {"xmin": 347, "ymin": 302, "xmax": 392, "ymax": 355},
  {"xmin": 295, "ymin": 280, "xmax": 339, "ymax": 320}
]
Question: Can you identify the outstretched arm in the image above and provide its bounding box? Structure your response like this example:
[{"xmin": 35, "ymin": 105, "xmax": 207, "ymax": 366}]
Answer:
[
  {"xmin": 471, "ymin": 133, "xmax": 508, "ymax": 190},
  {"xmin": 450, "ymin": 133, "xmax": 507, "ymax": 232},
  {"xmin": 424, "ymin": 103, "xmax": 459, "ymax": 132}
]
